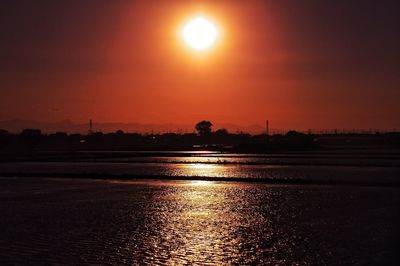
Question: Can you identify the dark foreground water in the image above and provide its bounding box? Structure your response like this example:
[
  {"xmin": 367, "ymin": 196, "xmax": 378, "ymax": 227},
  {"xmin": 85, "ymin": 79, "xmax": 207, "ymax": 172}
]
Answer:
[{"xmin": 0, "ymin": 177, "xmax": 399, "ymax": 265}]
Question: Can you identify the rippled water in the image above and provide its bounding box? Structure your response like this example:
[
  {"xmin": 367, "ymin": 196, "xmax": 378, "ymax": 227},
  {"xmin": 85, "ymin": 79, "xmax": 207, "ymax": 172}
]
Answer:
[
  {"xmin": 1, "ymin": 161, "xmax": 400, "ymax": 185},
  {"xmin": 0, "ymin": 177, "xmax": 399, "ymax": 265},
  {"xmin": 1, "ymin": 152, "xmax": 400, "ymax": 264},
  {"xmin": 1, "ymin": 151, "xmax": 400, "ymax": 185}
]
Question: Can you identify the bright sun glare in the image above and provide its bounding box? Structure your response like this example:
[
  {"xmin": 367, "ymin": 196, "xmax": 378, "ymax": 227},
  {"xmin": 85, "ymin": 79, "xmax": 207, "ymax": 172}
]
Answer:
[{"xmin": 182, "ymin": 17, "xmax": 218, "ymax": 51}]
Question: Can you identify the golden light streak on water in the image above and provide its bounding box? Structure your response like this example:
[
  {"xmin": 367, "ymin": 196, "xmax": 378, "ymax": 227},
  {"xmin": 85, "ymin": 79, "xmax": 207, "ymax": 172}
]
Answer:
[{"xmin": 179, "ymin": 163, "xmax": 226, "ymax": 177}]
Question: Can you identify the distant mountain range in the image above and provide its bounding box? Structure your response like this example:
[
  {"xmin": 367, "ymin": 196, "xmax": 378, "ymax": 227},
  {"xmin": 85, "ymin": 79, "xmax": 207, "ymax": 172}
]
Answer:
[{"xmin": 0, "ymin": 119, "xmax": 266, "ymax": 134}]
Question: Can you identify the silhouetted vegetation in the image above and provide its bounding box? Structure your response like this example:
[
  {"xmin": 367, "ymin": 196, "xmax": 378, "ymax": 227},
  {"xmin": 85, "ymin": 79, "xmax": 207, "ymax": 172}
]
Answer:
[
  {"xmin": 195, "ymin": 120, "xmax": 213, "ymax": 136},
  {"xmin": 0, "ymin": 121, "xmax": 399, "ymax": 155}
]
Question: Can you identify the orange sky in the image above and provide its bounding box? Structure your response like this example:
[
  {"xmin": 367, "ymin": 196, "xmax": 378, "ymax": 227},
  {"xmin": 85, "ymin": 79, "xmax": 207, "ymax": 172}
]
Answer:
[{"xmin": 0, "ymin": 1, "xmax": 399, "ymax": 131}]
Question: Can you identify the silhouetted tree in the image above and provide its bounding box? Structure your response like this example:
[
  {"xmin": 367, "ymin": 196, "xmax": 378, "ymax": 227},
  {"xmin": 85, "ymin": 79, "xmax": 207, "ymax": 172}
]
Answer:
[
  {"xmin": 19, "ymin": 129, "xmax": 42, "ymax": 148},
  {"xmin": 0, "ymin": 129, "xmax": 9, "ymax": 148},
  {"xmin": 215, "ymin": 128, "xmax": 228, "ymax": 136},
  {"xmin": 20, "ymin": 129, "xmax": 42, "ymax": 137},
  {"xmin": 115, "ymin": 130, "xmax": 124, "ymax": 135},
  {"xmin": 286, "ymin": 130, "xmax": 304, "ymax": 137},
  {"xmin": 195, "ymin": 121, "xmax": 213, "ymax": 136},
  {"xmin": 50, "ymin": 132, "xmax": 68, "ymax": 138}
]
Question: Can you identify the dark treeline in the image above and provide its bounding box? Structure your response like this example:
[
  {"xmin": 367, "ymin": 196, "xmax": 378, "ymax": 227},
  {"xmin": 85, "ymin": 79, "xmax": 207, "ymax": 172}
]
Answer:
[{"xmin": 0, "ymin": 121, "xmax": 399, "ymax": 153}]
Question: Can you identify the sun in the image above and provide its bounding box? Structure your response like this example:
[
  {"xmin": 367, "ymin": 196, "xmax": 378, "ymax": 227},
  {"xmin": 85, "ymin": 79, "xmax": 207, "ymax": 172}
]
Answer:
[{"xmin": 182, "ymin": 17, "xmax": 218, "ymax": 51}]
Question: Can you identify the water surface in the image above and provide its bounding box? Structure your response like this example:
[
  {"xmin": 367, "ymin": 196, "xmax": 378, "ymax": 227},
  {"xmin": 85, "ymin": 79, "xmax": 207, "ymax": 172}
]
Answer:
[{"xmin": 0, "ymin": 177, "xmax": 399, "ymax": 264}]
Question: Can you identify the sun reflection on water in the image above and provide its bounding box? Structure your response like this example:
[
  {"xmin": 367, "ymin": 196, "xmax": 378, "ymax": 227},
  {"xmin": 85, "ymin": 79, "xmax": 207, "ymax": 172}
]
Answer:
[
  {"xmin": 107, "ymin": 177, "xmax": 275, "ymax": 263},
  {"xmin": 165, "ymin": 184, "xmax": 239, "ymax": 264},
  {"xmin": 112, "ymin": 164, "xmax": 269, "ymax": 263},
  {"xmin": 184, "ymin": 180, "xmax": 214, "ymax": 186},
  {"xmin": 179, "ymin": 163, "xmax": 226, "ymax": 177}
]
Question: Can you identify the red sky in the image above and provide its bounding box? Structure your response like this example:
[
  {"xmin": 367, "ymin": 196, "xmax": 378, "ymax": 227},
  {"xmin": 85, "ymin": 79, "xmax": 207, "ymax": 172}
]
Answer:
[{"xmin": 1, "ymin": 0, "xmax": 399, "ymax": 131}]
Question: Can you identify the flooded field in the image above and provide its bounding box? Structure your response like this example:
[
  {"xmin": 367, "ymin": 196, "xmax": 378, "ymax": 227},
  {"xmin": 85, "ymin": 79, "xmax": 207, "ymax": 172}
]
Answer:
[
  {"xmin": 0, "ymin": 177, "xmax": 399, "ymax": 265},
  {"xmin": 1, "ymin": 151, "xmax": 400, "ymax": 186},
  {"xmin": 0, "ymin": 151, "xmax": 399, "ymax": 264}
]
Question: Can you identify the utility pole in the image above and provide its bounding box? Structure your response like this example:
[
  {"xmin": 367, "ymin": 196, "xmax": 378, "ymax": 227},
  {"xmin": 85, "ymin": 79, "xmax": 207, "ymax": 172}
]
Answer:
[
  {"xmin": 88, "ymin": 119, "xmax": 93, "ymax": 135},
  {"xmin": 266, "ymin": 120, "xmax": 269, "ymax": 136}
]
